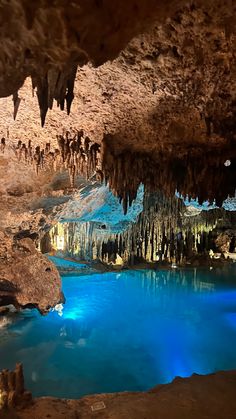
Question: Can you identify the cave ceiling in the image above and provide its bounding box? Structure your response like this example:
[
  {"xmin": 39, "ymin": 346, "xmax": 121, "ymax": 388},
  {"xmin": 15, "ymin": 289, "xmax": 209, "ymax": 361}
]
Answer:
[
  {"xmin": 0, "ymin": 0, "xmax": 236, "ymax": 206},
  {"xmin": 0, "ymin": 0, "xmax": 236, "ymax": 309}
]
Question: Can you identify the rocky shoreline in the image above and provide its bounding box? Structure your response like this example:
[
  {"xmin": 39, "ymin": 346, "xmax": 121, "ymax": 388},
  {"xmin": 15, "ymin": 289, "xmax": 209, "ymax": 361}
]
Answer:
[
  {"xmin": 48, "ymin": 253, "xmax": 236, "ymax": 276},
  {"xmin": 0, "ymin": 369, "xmax": 236, "ymax": 419}
]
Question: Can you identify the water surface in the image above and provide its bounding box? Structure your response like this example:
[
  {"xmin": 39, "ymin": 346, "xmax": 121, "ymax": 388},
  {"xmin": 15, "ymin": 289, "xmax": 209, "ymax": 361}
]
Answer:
[{"xmin": 1, "ymin": 267, "xmax": 236, "ymax": 398}]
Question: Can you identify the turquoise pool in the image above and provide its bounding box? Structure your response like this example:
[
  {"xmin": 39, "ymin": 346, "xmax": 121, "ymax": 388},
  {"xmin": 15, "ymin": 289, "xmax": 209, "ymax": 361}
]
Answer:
[{"xmin": 0, "ymin": 267, "xmax": 236, "ymax": 398}]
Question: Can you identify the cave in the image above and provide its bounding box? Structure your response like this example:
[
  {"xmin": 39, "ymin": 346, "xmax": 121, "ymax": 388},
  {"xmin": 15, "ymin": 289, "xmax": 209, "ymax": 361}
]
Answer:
[{"xmin": 0, "ymin": 1, "xmax": 236, "ymax": 418}]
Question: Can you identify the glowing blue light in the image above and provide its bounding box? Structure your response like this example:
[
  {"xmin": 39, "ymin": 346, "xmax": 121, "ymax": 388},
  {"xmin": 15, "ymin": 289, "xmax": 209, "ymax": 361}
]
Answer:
[
  {"xmin": 1, "ymin": 268, "xmax": 236, "ymax": 399},
  {"xmin": 225, "ymin": 313, "xmax": 236, "ymax": 330},
  {"xmin": 63, "ymin": 305, "xmax": 86, "ymax": 321}
]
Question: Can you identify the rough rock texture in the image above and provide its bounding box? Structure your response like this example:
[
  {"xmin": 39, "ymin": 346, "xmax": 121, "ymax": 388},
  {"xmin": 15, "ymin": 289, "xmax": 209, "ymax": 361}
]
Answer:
[
  {"xmin": 6, "ymin": 370, "xmax": 236, "ymax": 419},
  {"xmin": 0, "ymin": 0, "xmax": 184, "ymax": 124},
  {"xmin": 0, "ymin": 364, "xmax": 32, "ymax": 411},
  {"xmin": 0, "ymin": 1, "xmax": 235, "ymax": 128},
  {"xmin": 1, "ymin": 0, "xmax": 236, "ymax": 144},
  {"xmin": 0, "ymin": 0, "xmax": 235, "ymax": 312},
  {"xmin": 215, "ymin": 230, "xmax": 236, "ymax": 253},
  {"xmin": 0, "ymin": 147, "xmax": 72, "ymax": 312},
  {"xmin": 0, "ymin": 0, "xmax": 235, "ymax": 205},
  {"xmin": 0, "ymin": 234, "xmax": 63, "ymax": 313},
  {"xmin": 0, "ymin": 147, "xmax": 66, "ymax": 238}
]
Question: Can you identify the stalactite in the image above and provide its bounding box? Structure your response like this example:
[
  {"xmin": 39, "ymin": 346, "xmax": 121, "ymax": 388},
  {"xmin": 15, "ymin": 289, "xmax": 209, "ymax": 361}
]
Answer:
[
  {"xmin": 102, "ymin": 135, "xmax": 236, "ymax": 211},
  {"xmin": 32, "ymin": 74, "xmax": 49, "ymax": 127},
  {"xmin": 31, "ymin": 65, "xmax": 78, "ymax": 127},
  {"xmin": 12, "ymin": 91, "xmax": 21, "ymax": 120},
  {"xmin": 49, "ymin": 191, "xmax": 236, "ymax": 265},
  {"xmin": 0, "ymin": 137, "xmax": 6, "ymax": 153},
  {"xmin": 3, "ymin": 132, "xmax": 102, "ymax": 190}
]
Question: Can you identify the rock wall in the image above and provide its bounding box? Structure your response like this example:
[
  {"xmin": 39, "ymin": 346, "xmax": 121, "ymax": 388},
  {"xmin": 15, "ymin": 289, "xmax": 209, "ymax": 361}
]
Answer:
[{"xmin": 0, "ymin": 145, "xmax": 72, "ymax": 312}]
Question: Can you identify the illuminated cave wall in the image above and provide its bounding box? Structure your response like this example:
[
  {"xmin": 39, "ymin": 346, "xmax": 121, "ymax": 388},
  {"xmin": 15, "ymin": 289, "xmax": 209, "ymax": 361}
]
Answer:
[{"xmin": 49, "ymin": 192, "xmax": 236, "ymax": 264}]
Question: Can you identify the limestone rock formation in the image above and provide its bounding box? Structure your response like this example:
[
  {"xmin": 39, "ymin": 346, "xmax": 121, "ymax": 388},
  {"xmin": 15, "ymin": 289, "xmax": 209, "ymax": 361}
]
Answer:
[
  {"xmin": 50, "ymin": 189, "xmax": 236, "ymax": 265},
  {"xmin": 215, "ymin": 230, "xmax": 236, "ymax": 253},
  {"xmin": 0, "ymin": 364, "xmax": 32, "ymax": 411},
  {"xmin": 0, "ymin": 0, "xmax": 235, "ymax": 312},
  {"xmin": 0, "ymin": 0, "xmax": 235, "ymax": 207},
  {"xmin": 0, "ymin": 234, "xmax": 63, "ymax": 313},
  {"xmin": 0, "ymin": 0, "xmax": 185, "ymax": 125}
]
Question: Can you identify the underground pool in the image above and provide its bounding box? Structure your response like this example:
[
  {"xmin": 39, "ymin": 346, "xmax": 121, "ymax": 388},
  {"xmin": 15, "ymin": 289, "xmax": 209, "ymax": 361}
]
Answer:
[{"xmin": 1, "ymin": 267, "xmax": 236, "ymax": 399}]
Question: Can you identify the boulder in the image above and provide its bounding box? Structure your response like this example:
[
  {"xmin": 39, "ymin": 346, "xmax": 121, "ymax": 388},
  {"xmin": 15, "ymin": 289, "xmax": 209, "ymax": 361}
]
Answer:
[{"xmin": 0, "ymin": 235, "xmax": 64, "ymax": 314}]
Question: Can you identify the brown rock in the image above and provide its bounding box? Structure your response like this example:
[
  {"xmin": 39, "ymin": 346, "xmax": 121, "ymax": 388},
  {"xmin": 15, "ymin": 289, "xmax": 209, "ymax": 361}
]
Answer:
[
  {"xmin": 215, "ymin": 231, "xmax": 233, "ymax": 253},
  {"xmin": 15, "ymin": 364, "xmax": 24, "ymax": 395},
  {"xmin": 0, "ymin": 236, "xmax": 63, "ymax": 314}
]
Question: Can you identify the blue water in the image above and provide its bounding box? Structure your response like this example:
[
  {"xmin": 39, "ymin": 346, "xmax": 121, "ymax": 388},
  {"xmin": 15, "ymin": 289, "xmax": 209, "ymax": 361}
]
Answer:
[{"xmin": 1, "ymin": 267, "xmax": 236, "ymax": 398}]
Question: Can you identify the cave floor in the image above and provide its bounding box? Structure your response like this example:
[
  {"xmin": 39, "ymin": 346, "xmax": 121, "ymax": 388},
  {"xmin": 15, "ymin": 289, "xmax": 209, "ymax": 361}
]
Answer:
[{"xmin": 9, "ymin": 370, "xmax": 236, "ymax": 419}]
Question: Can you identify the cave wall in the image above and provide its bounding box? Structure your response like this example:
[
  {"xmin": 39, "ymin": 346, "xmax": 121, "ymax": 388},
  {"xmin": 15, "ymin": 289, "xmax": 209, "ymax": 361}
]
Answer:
[{"xmin": 50, "ymin": 192, "xmax": 236, "ymax": 265}]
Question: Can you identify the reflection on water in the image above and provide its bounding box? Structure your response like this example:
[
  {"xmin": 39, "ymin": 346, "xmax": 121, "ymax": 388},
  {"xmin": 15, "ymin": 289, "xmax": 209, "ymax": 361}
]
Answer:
[{"xmin": 0, "ymin": 267, "xmax": 236, "ymax": 398}]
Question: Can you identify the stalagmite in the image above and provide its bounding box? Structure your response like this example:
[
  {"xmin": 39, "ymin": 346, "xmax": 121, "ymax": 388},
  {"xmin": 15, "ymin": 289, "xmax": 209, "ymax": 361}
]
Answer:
[{"xmin": 0, "ymin": 364, "xmax": 32, "ymax": 411}]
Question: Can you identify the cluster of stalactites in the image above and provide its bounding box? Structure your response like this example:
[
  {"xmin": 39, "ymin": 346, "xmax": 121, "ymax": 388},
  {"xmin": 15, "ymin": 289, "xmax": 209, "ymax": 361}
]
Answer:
[
  {"xmin": 12, "ymin": 65, "xmax": 78, "ymax": 127},
  {"xmin": 50, "ymin": 222, "xmax": 101, "ymax": 261},
  {"xmin": 49, "ymin": 217, "xmax": 218, "ymax": 265},
  {"xmin": 109, "ymin": 193, "xmax": 233, "ymax": 264},
  {"xmin": 2, "ymin": 132, "xmax": 102, "ymax": 188},
  {"xmin": 49, "ymin": 193, "xmax": 236, "ymax": 265},
  {"xmin": 56, "ymin": 131, "xmax": 102, "ymax": 187},
  {"xmin": 3, "ymin": 132, "xmax": 236, "ymax": 215},
  {"xmin": 102, "ymin": 142, "xmax": 236, "ymax": 213}
]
